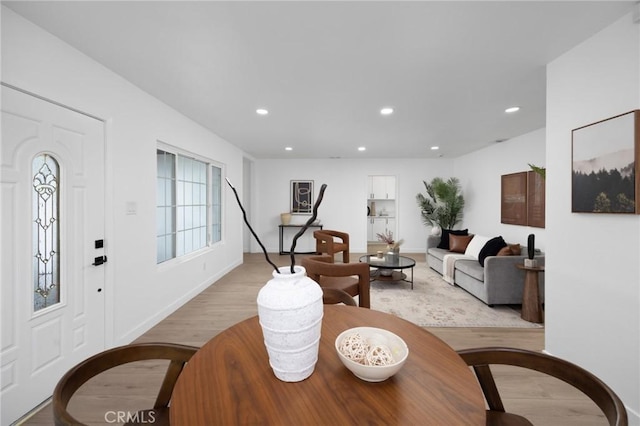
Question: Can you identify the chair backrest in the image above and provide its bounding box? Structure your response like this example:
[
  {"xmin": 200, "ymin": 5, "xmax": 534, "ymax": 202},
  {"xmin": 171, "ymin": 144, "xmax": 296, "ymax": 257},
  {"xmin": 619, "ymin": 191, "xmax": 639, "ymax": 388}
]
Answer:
[
  {"xmin": 53, "ymin": 342, "xmax": 198, "ymax": 426},
  {"xmin": 458, "ymin": 347, "xmax": 628, "ymax": 426},
  {"xmin": 322, "ymin": 287, "xmax": 358, "ymax": 306},
  {"xmin": 301, "ymin": 255, "xmax": 370, "ymax": 308}
]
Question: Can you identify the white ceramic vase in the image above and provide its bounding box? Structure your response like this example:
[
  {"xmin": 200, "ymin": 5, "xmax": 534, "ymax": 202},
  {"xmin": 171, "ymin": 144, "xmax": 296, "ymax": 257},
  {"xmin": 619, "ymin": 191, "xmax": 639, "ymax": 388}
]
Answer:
[{"xmin": 257, "ymin": 265, "xmax": 323, "ymax": 382}]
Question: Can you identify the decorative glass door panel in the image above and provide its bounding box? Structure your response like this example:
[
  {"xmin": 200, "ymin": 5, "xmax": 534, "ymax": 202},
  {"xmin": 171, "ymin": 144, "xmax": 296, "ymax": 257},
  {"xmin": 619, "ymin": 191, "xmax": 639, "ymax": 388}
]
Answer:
[{"xmin": 32, "ymin": 154, "xmax": 60, "ymax": 311}]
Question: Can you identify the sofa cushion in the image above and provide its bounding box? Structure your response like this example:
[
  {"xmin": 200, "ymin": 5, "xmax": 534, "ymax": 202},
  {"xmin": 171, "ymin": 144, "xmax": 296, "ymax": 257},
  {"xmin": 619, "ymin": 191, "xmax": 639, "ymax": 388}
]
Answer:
[
  {"xmin": 455, "ymin": 259, "xmax": 485, "ymax": 282},
  {"xmin": 464, "ymin": 235, "xmax": 490, "ymax": 259},
  {"xmin": 449, "ymin": 234, "xmax": 474, "ymax": 253},
  {"xmin": 478, "ymin": 236, "xmax": 507, "ymax": 266},
  {"xmin": 437, "ymin": 229, "xmax": 468, "ymax": 250}
]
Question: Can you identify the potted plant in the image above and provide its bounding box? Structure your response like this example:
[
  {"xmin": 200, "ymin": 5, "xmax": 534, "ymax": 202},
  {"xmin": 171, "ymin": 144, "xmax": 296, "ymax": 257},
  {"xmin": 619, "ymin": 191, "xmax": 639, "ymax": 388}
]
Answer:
[
  {"xmin": 528, "ymin": 163, "xmax": 546, "ymax": 179},
  {"xmin": 415, "ymin": 177, "xmax": 465, "ymax": 232},
  {"xmin": 376, "ymin": 230, "xmax": 403, "ymax": 254}
]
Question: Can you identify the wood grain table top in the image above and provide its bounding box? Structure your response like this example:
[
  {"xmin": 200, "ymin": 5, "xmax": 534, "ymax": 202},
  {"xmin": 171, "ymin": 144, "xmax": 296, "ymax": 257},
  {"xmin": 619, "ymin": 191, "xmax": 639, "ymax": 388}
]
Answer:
[{"xmin": 170, "ymin": 305, "xmax": 485, "ymax": 425}]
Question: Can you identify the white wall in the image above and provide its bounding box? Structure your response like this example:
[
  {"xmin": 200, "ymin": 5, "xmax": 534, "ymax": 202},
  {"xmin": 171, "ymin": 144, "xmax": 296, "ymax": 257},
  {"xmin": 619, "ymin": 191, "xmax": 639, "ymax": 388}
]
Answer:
[
  {"xmin": 546, "ymin": 12, "xmax": 639, "ymax": 422},
  {"xmin": 2, "ymin": 8, "xmax": 245, "ymax": 346},
  {"xmin": 252, "ymin": 131, "xmax": 547, "ymax": 258},
  {"xmin": 6, "ymin": 4, "xmax": 638, "ymax": 420},
  {"xmin": 454, "ymin": 128, "xmax": 547, "ymax": 250},
  {"xmin": 252, "ymin": 158, "xmax": 452, "ymax": 255}
]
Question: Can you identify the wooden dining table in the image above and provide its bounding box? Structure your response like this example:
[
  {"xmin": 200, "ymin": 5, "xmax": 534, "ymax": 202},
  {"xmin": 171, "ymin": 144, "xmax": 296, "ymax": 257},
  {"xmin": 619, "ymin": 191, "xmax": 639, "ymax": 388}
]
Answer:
[{"xmin": 170, "ymin": 305, "xmax": 486, "ymax": 425}]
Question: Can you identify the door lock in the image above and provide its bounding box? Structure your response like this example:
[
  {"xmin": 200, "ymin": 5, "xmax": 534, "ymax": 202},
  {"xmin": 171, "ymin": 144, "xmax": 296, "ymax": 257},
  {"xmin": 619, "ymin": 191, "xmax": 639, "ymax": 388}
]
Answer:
[{"xmin": 92, "ymin": 255, "xmax": 107, "ymax": 266}]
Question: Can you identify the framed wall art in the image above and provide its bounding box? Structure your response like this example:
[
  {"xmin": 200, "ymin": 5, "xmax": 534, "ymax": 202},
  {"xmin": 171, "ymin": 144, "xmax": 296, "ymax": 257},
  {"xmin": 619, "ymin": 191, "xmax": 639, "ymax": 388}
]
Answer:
[
  {"xmin": 501, "ymin": 172, "xmax": 528, "ymax": 225},
  {"xmin": 290, "ymin": 180, "xmax": 314, "ymax": 214},
  {"xmin": 501, "ymin": 170, "xmax": 546, "ymax": 228},
  {"xmin": 572, "ymin": 110, "xmax": 640, "ymax": 213},
  {"xmin": 527, "ymin": 170, "xmax": 546, "ymax": 228}
]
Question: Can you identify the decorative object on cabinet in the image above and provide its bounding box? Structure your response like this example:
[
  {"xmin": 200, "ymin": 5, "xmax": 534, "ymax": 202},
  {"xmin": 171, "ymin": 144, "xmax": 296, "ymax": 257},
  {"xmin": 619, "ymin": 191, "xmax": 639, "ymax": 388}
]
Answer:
[
  {"xmin": 280, "ymin": 212, "xmax": 292, "ymax": 225},
  {"xmin": 528, "ymin": 163, "xmax": 546, "ymax": 178},
  {"xmin": 572, "ymin": 110, "xmax": 640, "ymax": 214},
  {"xmin": 416, "ymin": 177, "xmax": 464, "ymax": 230},
  {"xmin": 291, "ymin": 180, "xmax": 314, "ymax": 214}
]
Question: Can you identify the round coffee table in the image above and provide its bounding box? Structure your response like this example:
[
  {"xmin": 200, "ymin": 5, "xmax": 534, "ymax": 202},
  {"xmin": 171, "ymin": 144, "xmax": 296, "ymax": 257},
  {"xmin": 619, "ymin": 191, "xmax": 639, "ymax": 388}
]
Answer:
[{"xmin": 359, "ymin": 254, "xmax": 416, "ymax": 289}]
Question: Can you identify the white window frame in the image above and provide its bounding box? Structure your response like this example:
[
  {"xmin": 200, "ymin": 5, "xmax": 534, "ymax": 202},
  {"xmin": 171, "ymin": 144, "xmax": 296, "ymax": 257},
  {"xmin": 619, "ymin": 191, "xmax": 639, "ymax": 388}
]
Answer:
[{"xmin": 156, "ymin": 142, "xmax": 224, "ymax": 264}]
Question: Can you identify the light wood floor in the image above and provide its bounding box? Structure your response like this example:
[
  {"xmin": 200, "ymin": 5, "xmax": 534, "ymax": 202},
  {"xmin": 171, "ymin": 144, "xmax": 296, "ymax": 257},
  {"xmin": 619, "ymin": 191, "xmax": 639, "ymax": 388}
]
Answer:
[{"xmin": 23, "ymin": 253, "xmax": 608, "ymax": 425}]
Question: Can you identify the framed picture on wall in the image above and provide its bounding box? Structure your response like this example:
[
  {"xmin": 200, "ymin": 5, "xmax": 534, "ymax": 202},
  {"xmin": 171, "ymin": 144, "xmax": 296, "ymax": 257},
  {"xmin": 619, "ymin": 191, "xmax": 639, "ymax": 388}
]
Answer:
[
  {"xmin": 527, "ymin": 170, "xmax": 546, "ymax": 228},
  {"xmin": 501, "ymin": 172, "xmax": 528, "ymax": 225},
  {"xmin": 291, "ymin": 180, "xmax": 314, "ymax": 214},
  {"xmin": 572, "ymin": 110, "xmax": 640, "ymax": 213}
]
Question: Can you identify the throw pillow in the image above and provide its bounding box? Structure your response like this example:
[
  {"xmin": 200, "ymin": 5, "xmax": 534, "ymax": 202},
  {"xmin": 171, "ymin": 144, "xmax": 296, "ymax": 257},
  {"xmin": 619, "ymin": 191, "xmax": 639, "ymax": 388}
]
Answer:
[
  {"xmin": 497, "ymin": 246, "xmax": 512, "ymax": 256},
  {"xmin": 437, "ymin": 229, "xmax": 469, "ymax": 250},
  {"xmin": 464, "ymin": 235, "xmax": 491, "ymax": 259},
  {"xmin": 508, "ymin": 243, "xmax": 522, "ymax": 255},
  {"xmin": 497, "ymin": 243, "xmax": 522, "ymax": 256},
  {"xmin": 449, "ymin": 234, "xmax": 474, "ymax": 253},
  {"xmin": 478, "ymin": 236, "xmax": 507, "ymax": 266}
]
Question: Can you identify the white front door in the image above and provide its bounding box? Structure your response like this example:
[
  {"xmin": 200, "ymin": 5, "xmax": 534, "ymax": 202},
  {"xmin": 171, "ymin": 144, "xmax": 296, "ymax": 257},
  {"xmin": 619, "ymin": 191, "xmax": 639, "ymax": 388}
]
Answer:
[{"xmin": 1, "ymin": 86, "xmax": 106, "ymax": 424}]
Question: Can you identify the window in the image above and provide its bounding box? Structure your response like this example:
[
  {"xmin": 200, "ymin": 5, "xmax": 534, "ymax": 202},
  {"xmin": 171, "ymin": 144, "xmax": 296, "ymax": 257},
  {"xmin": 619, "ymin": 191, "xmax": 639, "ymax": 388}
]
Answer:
[
  {"xmin": 157, "ymin": 150, "xmax": 175, "ymax": 263},
  {"xmin": 157, "ymin": 147, "xmax": 223, "ymax": 263},
  {"xmin": 211, "ymin": 165, "xmax": 222, "ymax": 243},
  {"xmin": 32, "ymin": 154, "xmax": 60, "ymax": 310}
]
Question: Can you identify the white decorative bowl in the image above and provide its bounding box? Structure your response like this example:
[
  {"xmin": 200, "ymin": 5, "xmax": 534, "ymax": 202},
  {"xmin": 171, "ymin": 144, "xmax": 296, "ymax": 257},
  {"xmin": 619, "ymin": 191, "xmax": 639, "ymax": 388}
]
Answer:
[{"xmin": 334, "ymin": 327, "xmax": 409, "ymax": 382}]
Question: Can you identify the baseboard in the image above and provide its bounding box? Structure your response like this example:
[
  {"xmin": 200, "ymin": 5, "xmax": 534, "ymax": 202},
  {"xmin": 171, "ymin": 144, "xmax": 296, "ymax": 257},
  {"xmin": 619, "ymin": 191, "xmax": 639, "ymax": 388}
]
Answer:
[{"xmin": 12, "ymin": 397, "xmax": 51, "ymax": 425}]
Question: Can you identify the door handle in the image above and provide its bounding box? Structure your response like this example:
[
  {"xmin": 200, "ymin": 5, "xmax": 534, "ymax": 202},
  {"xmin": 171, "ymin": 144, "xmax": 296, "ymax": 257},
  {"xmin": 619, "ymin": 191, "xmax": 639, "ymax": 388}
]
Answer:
[{"xmin": 92, "ymin": 255, "xmax": 107, "ymax": 266}]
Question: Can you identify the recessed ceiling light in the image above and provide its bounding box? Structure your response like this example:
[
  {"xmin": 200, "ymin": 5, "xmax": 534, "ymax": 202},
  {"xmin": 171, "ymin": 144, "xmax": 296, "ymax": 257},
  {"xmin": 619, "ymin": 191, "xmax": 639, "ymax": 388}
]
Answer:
[
  {"xmin": 256, "ymin": 108, "xmax": 269, "ymax": 115},
  {"xmin": 380, "ymin": 107, "xmax": 394, "ymax": 115},
  {"xmin": 505, "ymin": 106, "xmax": 520, "ymax": 113},
  {"xmin": 285, "ymin": 147, "xmax": 293, "ymax": 151},
  {"xmin": 358, "ymin": 146, "xmax": 366, "ymax": 151},
  {"xmin": 431, "ymin": 146, "xmax": 439, "ymax": 150}
]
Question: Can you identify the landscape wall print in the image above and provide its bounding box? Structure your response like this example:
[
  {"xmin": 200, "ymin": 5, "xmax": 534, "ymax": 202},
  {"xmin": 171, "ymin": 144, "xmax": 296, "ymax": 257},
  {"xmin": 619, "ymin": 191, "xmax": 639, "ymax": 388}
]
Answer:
[{"xmin": 572, "ymin": 110, "xmax": 640, "ymax": 214}]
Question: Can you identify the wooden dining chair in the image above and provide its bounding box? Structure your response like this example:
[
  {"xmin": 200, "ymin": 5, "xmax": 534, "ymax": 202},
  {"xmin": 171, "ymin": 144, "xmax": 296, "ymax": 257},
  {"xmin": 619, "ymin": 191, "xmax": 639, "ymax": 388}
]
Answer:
[
  {"xmin": 53, "ymin": 342, "xmax": 198, "ymax": 426},
  {"xmin": 458, "ymin": 347, "xmax": 628, "ymax": 426},
  {"xmin": 301, "ymin": 255, "xmax": 370, "ymax": 308},
  {"xmin": 322, "ymin": 287, "xmax": 357, "ymax": 306},
  {"xmin": 313, "ymin": 230, "xmax": 350, "ymax": 263}
]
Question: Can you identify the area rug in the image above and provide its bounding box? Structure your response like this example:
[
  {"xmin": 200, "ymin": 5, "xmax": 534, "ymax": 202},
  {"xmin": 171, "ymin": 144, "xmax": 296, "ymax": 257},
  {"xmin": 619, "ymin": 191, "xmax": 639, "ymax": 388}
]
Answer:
[{"xmin": 369, "ymin": 263, "xmax": 542, "ymax": 328}]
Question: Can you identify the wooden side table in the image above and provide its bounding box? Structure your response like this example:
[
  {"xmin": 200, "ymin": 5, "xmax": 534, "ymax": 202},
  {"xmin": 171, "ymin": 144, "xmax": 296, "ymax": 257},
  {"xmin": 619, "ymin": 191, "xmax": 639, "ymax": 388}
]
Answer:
[{"xmin": 516, "ymin": 264, "xmax": 544, "ymax": 323}]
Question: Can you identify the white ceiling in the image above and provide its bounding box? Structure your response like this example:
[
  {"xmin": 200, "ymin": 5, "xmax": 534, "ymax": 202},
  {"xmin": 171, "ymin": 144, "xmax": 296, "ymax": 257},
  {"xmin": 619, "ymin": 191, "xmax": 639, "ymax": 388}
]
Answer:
[{"xmin": 4, "ymin": 1, "xmax": 636, "ymax": 159}]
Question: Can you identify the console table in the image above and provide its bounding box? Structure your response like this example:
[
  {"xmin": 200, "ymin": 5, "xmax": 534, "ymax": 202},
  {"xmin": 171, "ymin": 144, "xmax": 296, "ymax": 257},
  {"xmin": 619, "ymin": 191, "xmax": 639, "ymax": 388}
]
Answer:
[{"xmin": 278, "ymin": 224, "xmax": 323, "ymax": 255}]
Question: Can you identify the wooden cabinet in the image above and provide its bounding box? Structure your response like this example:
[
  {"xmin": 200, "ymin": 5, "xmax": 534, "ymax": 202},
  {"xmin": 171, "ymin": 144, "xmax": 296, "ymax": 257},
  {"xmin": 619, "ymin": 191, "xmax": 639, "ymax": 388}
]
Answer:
[
  {"xmin": 367, "ymin": 217, "xmax": 396, "ymax": 241},
  {"xmin": 367, "ymin": 175, "xmax": 397, "ymax": 242},
  {"xmin": 368, "ymin": 176, "xmax": 396, "ymax": 199}
]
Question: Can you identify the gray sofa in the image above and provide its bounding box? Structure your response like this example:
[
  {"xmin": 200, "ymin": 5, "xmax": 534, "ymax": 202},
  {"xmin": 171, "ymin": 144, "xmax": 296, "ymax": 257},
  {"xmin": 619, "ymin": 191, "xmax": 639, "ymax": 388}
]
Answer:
[{"xmin": 426, "ymin": 235, "xmax": 544, "ymax": 306}]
